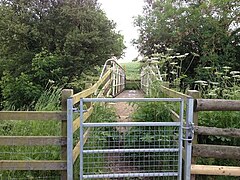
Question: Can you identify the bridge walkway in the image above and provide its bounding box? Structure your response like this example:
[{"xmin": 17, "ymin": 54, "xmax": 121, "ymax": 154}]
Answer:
[{"xmin": 113, "ymin": 90, "xmax": 144, "ymax": 133}]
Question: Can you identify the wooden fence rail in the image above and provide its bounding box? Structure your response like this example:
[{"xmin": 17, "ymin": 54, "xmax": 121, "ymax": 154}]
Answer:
[
  {"xmin": 195, "ymin": 126, "xmax": 240, "ymax": 138},
  {"xmin": 0, "ymin": 94, "xmax": 69, "ymax": 178},
  {"xmin": 195, "ymin": 99, "xmax": 240, "ymax": 111},
  {"xmin": 0, "ymin": 111, "xmax": 66, "ymax": 120}
]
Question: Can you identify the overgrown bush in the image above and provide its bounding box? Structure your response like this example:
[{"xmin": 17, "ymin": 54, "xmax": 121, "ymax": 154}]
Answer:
[{"xmin": 1, "ymin": 72, "xmax": 42, "ymax": 110}]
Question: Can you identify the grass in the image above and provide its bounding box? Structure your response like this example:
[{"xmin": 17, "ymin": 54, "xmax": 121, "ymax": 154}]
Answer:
[
  {"xmin": 120, "ymin": 62, "xmax": 141, "ymax": 80},
  {"xmin": 0, "ymin": 88, "xmax": 62, "ymax": 179},
  {"xmin": 142, "ymin": 57, "xmax": 240, "ymax": 180},
  {"xmin": 120, "ymin": 62, "xmax": 142, "ymax": 90}
]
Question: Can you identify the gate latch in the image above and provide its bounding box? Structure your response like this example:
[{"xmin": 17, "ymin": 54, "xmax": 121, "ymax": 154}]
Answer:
[
  {"xmin": 182, "ymin": 122, "xmax": 194, "ymax": 143},
  {"xmin": 72, "ymin": 108, "xmax": 87, "ymax": 113}
]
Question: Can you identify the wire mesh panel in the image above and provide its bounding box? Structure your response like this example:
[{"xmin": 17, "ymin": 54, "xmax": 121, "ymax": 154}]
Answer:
[
  {"xmin": 73, "ymin": 98, "xmax": 193, "ymax": 180},
  {"xmin": 81, "ymin": 122, "xmax": 181, "ymax": 179}
]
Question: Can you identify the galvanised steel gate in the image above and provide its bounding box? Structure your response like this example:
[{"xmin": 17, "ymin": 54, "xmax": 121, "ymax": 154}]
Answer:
[{"xmin": 67, "ymin": 98, "xmax": 194, "ymax": 180}]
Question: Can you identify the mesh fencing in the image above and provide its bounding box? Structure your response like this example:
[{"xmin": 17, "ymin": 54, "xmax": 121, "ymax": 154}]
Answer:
[{"xmin": 82, "ymin": 124, "xmax": 180, "ymax": 179}]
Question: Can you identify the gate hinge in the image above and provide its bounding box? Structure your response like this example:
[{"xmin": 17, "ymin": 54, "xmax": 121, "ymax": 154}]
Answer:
[{"xmin": 182, "ymin": 122, "xmax": 194, "ymax": 143}]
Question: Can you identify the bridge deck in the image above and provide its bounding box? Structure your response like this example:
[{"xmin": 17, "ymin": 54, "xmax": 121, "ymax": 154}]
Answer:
[{"xmin": 113, "ymin": 90, "xmax": 144, "ymax": 133}]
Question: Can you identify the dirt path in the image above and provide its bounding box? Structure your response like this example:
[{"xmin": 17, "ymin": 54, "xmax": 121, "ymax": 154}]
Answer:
[
  {"xmin": 106, "ymin": 90, "xmax": 144, "ymax": 179},
  {"xmin": 114, "ymin": 90, "xmax": 144, "ymax": 126}
]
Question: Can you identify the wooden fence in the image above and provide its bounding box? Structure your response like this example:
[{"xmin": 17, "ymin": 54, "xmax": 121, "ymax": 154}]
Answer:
[
  {"xmin": 0, "ymin": 58, "xmax": 126, "ymax": 180},
  {"xmin": 0, "ymin": 96, "xmax": 68, "ymax": 179},
  {"xmin": 158, "ymin": 85, "xmax": 240, "ymax": 178}
]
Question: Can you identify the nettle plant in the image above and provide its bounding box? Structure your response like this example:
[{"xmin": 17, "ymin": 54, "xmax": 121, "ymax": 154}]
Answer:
[{"xmin": 155, "ymin": 53, "xmax": 183, "ymax": 83}]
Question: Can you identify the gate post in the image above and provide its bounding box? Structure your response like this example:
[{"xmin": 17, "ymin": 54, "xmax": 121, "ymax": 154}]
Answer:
[
  {"xmin": 79, "ymin": 98, "xmax": 84, "ymax": 180},
  {"xmin": 187, "ymin": 90, "xmax": 200, "ymax": 180},
  {"xmin": 62, "ymin": 89, "xmax": 73, "ymax": 180},
  {"xmin": 184, "ymin": 98, "xmax": 194, "ymax": 180}
]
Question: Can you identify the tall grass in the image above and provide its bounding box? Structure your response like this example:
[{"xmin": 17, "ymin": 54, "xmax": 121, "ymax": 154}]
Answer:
[
  {"xmin": 35, "ymin": 87, "xmax": 62, "ymax": 111},
  {"xmin": 0, "ymin": 87, "xmax": 62, "ymax": 179},
  {"xmin": 144, "ymin": 55, "xmax": 240, "ymax": 179}
]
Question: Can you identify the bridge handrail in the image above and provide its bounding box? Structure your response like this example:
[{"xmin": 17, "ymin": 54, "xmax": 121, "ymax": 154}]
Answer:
[
  {"xmin": 99, "ymin": 57, "xmax": 125, "ymax": 78},
  {"xmin": 140, "ymin": 62, "xmax": 162, "ymax": 95},
  {"xmin": 71, "ymin": 58, "xmax": 126, "ymax": 105},
  {"xmin": 67, "ymin": 58, "xmax": 126, "ymax": 177},
  {"xmin": 71, "ymin": 69, "xmax": 112, "ymax": 105}
]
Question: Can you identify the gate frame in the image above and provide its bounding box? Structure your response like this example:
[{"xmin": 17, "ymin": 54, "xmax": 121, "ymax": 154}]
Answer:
[{"xmin": 66, "ymin": 97, "xmax": 194, "ymax": 180}]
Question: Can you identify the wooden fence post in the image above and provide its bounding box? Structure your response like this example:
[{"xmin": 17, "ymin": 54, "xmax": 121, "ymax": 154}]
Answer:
[
  {"xmin": 187, "ymin": 90, "xmax": 200, "ymax": 180},
  {"xmin": 61, "ymin": 89, "xmax": 73, "ymax": 180}
]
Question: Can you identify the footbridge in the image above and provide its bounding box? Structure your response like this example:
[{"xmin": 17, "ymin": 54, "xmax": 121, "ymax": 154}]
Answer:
[
  {"xmin": 66, "ymin": 58, "xmax": 194, "ymax": 180},
  {"xmin": 0, "ymin": 58, "xmax": 240, "ymax": 180}
]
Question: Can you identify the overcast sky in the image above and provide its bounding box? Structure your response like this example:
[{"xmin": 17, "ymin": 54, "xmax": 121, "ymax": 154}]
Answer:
[{"xmin": 98, "ymin": 0, "xmax": 145, "ymax": 62}]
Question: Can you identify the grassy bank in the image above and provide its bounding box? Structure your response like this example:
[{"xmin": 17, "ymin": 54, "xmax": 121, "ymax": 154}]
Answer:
[{"xmin": 120, "ymin": 62, "xmax": 141, "ymax": 80}]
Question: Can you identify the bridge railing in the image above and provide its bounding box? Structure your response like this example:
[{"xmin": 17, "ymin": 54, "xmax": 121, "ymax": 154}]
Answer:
[
  {"xmin": 140, "ymin": 61, "xmax": 162, "ymax": 95},
  {"xmin": 67, "ymin": 58, "xmax": 126, "ymax": 179},
  {"xmin": 141, "ymin": 63, "xmax": 240, "ymax": 178},
  {"xmin": 99, "ymin": 57, "xmax": 126, "ymax": 97}
]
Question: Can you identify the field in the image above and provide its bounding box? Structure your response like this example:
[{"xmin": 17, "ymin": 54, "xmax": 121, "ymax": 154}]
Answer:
[{"xmin": 120, "ymin": 62, "xmax": 141, "ymax": 80}]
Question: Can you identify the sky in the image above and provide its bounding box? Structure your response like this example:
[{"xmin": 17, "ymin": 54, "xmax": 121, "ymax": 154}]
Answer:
[{"xmin": 98, "ymin": 0, "xmax": 145, "ymax": 62}]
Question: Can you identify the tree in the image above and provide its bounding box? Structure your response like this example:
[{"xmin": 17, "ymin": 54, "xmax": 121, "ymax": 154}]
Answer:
[
  {"xmin": 134, "ymin": 0, "xmax": 240, "ymax": 84},
  {"xmin": 0, "ymin": 0, "xmax": 125, "ymax": 109}
]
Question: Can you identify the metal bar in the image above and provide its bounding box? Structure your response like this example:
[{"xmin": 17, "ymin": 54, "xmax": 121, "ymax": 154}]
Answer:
[
  {"xmin": 177, "ymin": 100, "xmax": 184, "ymax": 180},
  {"xmin": 83, "ymin": 122, "xmax": 180, "ymax": 127},
  {"xmin": 184, "ymin": 98, "xmax": 194, "ymax": 180},
  {"xmin": 83, "ymin": 98, "xmax": 183, "ymax": 103},
  {"xmin": 67, "ymin": 98, "xmax": 73, "ymax": 180},
  {"xmin": 83, "ymin": 172, "xmax": 178, "ymax": 179},
  {"xmin": 83, "ymin": 148, "xmax": 179, "ymax": 154},
  {"xmin": 79, "ymin": 98, "xmax": 84, "ymax": 180}
]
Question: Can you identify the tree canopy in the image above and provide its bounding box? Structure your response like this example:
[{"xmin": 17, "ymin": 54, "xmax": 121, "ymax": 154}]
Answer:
[
  {"xmin": 0, "ymin": 0, "xmax": 125, "ymax": 109},
  {"xmin": 134, "ymin": 0, "xmax": 240, "ymax": 84}
]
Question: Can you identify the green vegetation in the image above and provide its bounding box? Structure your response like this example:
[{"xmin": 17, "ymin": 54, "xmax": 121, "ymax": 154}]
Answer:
[
  {"xmin": 134, "ymin": 0, "xmax": 240, "ymax": 88},
  {"xmin": 0, "ymin": 0, "xmax": 240, "ymax": 179},
  {"xmin": 121, "ymin": 62, "xmax": 141, "ymax": 90},
  {"xmin": 0, "ymin": 0, "xmax": 125, "ymax": 110},
  {"xmin": 135, "ymin": 78, "xmax": 240, "ymax": 179},
  {"xmin": 0, "ymin": 88, "xmax": 62, "ymax": 179},
  {"xmin": 0, "ymin": 88, "xmax": 117, "ymax": 179},
  {"xmin": 74, "ymin": 103, "xmax": 117, "ymax": 179},
  {"xmin": 120, "ymin": 62, "xmax": 141, "ymax": 80},
  {"xmin": 124, "ymin": 100, "xmax": 179, "ymax": 177}
]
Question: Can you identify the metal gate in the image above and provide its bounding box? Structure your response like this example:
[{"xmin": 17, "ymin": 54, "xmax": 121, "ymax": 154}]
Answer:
[{"xmin": 67, "ymin": 98, "xmax": 194, "ymax": 180}]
